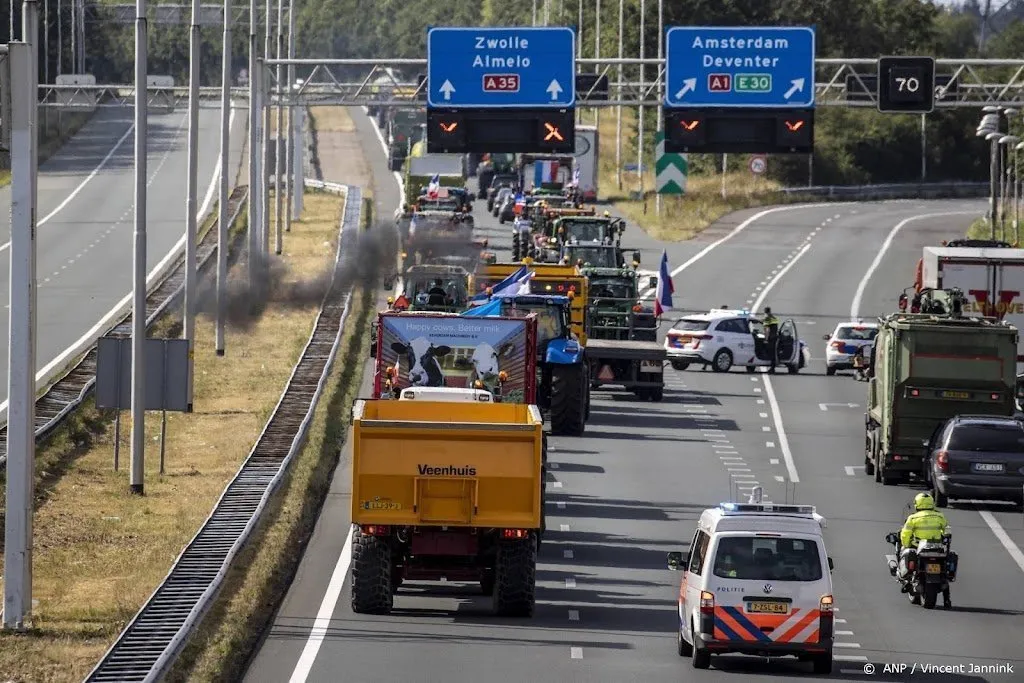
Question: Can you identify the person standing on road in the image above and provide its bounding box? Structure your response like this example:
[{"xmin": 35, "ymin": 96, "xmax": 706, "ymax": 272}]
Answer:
[{"xmin": 763, "ymin": 307, "xmax": 780, "ymax": 373}]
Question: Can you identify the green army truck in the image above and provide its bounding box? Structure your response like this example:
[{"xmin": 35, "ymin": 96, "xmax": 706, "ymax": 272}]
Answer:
[
  {"xmin": 865, "ymin": 288, "xmax": 1019, "ymax": 486},
  {"xmin": 579, "ymin": 251, "xmax": 667, "ymax": 401}
]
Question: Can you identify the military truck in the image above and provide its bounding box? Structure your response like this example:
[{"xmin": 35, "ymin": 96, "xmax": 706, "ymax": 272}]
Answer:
[
  {"xmin": 580, "ymin": 257, "xmax": 666, "ymax": 401},
  {"xmin": 349, "ymin": 392, "xmax": 544, "ymax": 616},
  {"xmin": 865, "ymin": 288, "xmax": 1019, "ymax": 486},
  {"xmin": 385, "ymin": 108, "xmax": 424, "ymax": 171},
  {"xmin": 465, "ymin": 294, "xmax": 590, "ymax": 435}
]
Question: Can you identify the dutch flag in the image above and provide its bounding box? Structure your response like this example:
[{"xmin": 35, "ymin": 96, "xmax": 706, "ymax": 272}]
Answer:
[
  {"xmin": 426, "ymin": 173, "xmax": 440, "ymax": 198},
  {"xmin": 654, "ymin": 250, "xmax": 674, "ymax": 318}
]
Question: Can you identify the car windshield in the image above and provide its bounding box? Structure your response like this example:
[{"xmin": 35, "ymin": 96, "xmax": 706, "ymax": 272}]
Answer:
[
  {"xmin": 561, "ymin": 221, "xmax": 606, "ymax": 242},
  {"xmin": 672, "ymin": 319, "xmax": 710, "ymax": 332},
  {"xmin": 589, "ymin": 278, "xmax": 634, "ymax": 300},
  {"xmin": 564, "ymin": 246, "xmax": 618, "ymax": 268},
  {"xmin": 836, "ymin": 326, "xmax": 877, "ymax": 341},
  {"xmin": 502, "ymin": 302, "xmax": 565, "ymax": 344},
  {"xmin": 713, "ymin": 536, "xmax": 823, "ymax": 581},
  {"xmin": 947, "ymin": 422, "xmax": 1024, "ymax": 452}
]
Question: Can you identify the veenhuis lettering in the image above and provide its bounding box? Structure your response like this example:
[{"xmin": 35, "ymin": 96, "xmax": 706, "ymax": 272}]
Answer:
[{"xmin": 418, "ymin": 464, "xmax": 477, "ymax": 476}]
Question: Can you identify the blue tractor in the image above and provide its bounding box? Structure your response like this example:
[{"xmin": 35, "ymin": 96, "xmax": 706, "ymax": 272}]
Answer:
[{"xmin": 464, "ymin": 294, "xmax": 589, "ymax": 435}]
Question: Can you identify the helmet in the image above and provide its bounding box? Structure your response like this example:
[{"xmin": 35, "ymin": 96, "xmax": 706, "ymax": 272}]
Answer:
[{"xmin": 914, "ymin": 492, "xmax": 935, "ymax": 511}]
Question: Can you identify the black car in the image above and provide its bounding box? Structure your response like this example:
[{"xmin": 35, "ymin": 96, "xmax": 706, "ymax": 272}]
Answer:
[{"xmin": 925, "ymin": 415, "xmax": 1024, "ymax": 508}]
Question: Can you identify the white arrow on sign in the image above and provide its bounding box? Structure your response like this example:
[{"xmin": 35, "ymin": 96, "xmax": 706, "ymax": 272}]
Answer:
[
  {"xmin": 819, "ymin": 402, "xmax": 859, "ymax": 411},
  {"xmin": 439, "ymin": 79, "xmax": 456, "ymax": 101},
  {"xmin": 784, "ymin": 78, "xmax": 805, "ymax": 100},
  {"xmin": 674, "ymin": 78, "xmax": 696, "ymax": 100},
  {"xmin": 547, "ymin": 79, "xmax": 563, "ymax": 100}
]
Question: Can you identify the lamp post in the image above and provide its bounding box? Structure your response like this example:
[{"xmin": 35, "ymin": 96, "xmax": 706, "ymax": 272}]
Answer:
[
  {"xmin": 1001, "ymin": 109, "xmax": 1018, "ymax": 227},
  {"xmin": 979, "ymin": 112, "xmax": 1001, "ymax": 231},
  {"xmin": 986, "ymin": 132, "xmax": 1004, "ymax": 237},
  {"xmin": 1015, "ymin": 140, "xmax": 1024, "ymax": 244}
]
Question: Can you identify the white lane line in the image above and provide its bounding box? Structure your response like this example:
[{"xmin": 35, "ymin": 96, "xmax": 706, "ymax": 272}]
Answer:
[
  {"xmin": 835, "ymin": 618, "xmax": 847, "ymax": 624},
  {"xmin": 568, "ymin": 609, "xmax": 580, "ymax": 622},
  {"xmin": 570, "ymin": 647, "xmax": 583, "ymax": 659},
  {"xmin": 836, "ymin": 630, "xmax": 855, "ymax": 636},
  {"xmin": 563, "ymin": 549, "xmax": 574, "ymax": 559},
  {"xmin": 775, "ymin": 475, "xmax": 786, "ymax": 482},
  {"xmin": 557, "ymin": 501, "xmax": 566, "ymax": 509},
  {"xmin": 552, "ymin": 481, "xmax": 563, "ymax": 489},
  {"xmin": 727, "ymin": 467, "xmax": 751, "ymax": 472},
  {"xmin": 759, "ymin": 412, "xmax": 768, "ymax": 418},
  {"xmin": 565, "ymin": 577, "xmax": 577, "ymax": 588},
  {"xmin": 844, "ymin": 466, "xmax": 864, "ymax": 476},
  {"xmin": 849, "ymin": 210, "xmax": 982, "ymax": 320},
  {"xmin": 834, "ymin": 642, "xmax": 862, "ymax": 649},
  {"xmin": 639, "ymin": 201, "xmax": 853, "ymax": 299},
  {"xmin": 756, "ymin": 399, "xmax": 765, "ymax": 405},
  {"xmin": 769, "ymin": 458, "xmax": 780, "ymax": 465},
  {"xmin": 732, "ymin": 475, "xmax": 756, "ymax": 479},
  {"xmin": 760, "ymin": 377, "xmax": 800, "ymax": 483},
  {"xmin": 761, "ymin": 426, "xmax": 771, "ymax": 432},
  {"xmin": 560, "ymin": 523, "xmax": 571, "ymax": 532},
  {"xmin": 753, "ymin": 387, "xmax": 762, "ymax": 393},
  {"xmin": 288, "ymin": 525, "xmax": 354, "ymax": 683},
  {"xmin": 766, "ymin": 441, "xmax": 776, "ymax": 448},
  {"xmin": 979, "ymin": 510, "xmax": 1024, "ymax": 574},
  {"xmin": 549, "ymin": 462, "xmax": 560, "ymax": 469},
  {"xmin": 834, "ymin": 655, "xmax": 869, "ymax": 662},
  {"xmin": 0, "ymin": 123, "xmax": 136, "ymax": 255}
]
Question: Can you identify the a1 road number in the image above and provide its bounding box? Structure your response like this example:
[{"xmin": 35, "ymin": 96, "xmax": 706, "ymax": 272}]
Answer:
[{"xmin": 482, "ymin": 74, "xmax": 520, "ymax": 93}]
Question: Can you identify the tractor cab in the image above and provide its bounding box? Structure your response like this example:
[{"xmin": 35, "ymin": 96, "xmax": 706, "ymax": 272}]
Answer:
[{"xmin": 403, "ymin": 265, "xmax": 470, "ymax": 312}]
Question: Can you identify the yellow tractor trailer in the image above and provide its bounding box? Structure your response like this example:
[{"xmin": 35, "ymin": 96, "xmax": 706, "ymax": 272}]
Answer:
[{"xmin": 350, "ymin": 390, "xmax": 544, "ymax": 616}]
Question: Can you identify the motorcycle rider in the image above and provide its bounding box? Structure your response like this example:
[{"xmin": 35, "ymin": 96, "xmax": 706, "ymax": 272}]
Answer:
[{"xmin": 892, "ymin": 492, "xmax": 951, "ymax": 606}]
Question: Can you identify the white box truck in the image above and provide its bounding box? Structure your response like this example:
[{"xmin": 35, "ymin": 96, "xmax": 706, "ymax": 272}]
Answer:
[
  {"xmin": 573, "ymin": 125, "xmax": 599, "ymax": 201},
  {"xmin": 919, "ymin": 246, "xmax": 1024, "ymax": 361}
]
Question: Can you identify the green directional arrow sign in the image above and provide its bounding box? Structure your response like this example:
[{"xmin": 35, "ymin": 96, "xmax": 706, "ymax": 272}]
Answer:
[{"xmin": 655, "ymin": 131, "xmax": 688, "ymax": 195}]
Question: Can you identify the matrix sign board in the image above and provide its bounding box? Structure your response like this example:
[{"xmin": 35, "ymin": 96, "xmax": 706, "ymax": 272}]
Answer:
[{"xmin": 877, "ymin": 56, "xmax": 935, "ymax": 113}]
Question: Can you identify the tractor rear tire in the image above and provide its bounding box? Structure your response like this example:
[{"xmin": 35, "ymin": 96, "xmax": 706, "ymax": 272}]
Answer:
[
  {"xmin": 351, "ymin": 528, "xmax": 394, "ymax": 614},
  {"xmin": 550, "ymin": 364, "xmax": 586, "ymax": 436},
  {"xmin": 493, "ymin": 538, "xmax": 537, "ymax": 617}
]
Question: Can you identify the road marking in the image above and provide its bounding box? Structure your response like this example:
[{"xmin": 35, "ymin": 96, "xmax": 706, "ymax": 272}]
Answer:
[
  {"xmin": 552, "ymin": 481, "xmax": 563, "ymax": 489},
  {"xmin": 849, "ymin": 210, "xmax": 982, "ymax": 320},
  {"xmin": 550, "ymin": 462, "xmax": 559, "ymax": 469},
  {"xmin": 568, "ymin": 609, "xmax": 580, "ymax": 622},
  {"xmin": 756, "ymin": 399, "xmax": 765, "ymax": 405},
  {"xmin": 753, "ymin": 387, "xmax": 762, "ymax": 393},
  {"xmin": 560, "ymin": 523, "xmax": 571, "ymax": 532},
  {"xmin": 0, "ymin": 122, "xmax": 136, "ymax": 255},
  {"xmin": 834, "ymin": 655, "xmax": 869, "ymax": 662},
  {"xmin": 835, "ymin": 618, "xmax": 847, "ymax": 623},
  {"xmin": 762, "ymin": 425, "xmax": 771, "ymax": 432},
  {"xmin": 759, "ymin": 412, "xmax": 768, "ymax": 418},
  {"xmin": 565, "ymin": 577, "xmax": 577, "ymax": 588},
  {"xmin": 759, "ymin": 378, "xmax": 800, "ymax": 483},
  {"xmin": 727, "ymin": 467, "xmax": 751, "ymax": 472},
  {"xmin": 732, "ymin": 474, "xmax": 756, "ymax": 479},
  {"xmin": 288, "ymin": 524, "xmax": 354, "ymax": 683},
  {"xmin": 766, "ymin": 441, "xmax": 776, "ymax": 448},
  {"xmin": 769, "ymin": 458, "xmax": 779, "ymax": 465},
  {"xmin": 563, "ymin": 549, "xmax": 574, "ymax": 559},
  {"xmin": 750, "ymin": 377, "xmax": 759, "ymax": 382},
  {"xmin": 845, "ymin": 466, "xmax": 864, "ymax": 476},
  {"xmin": 834, "ymin": 642, "xmax": 862, "ymax": 648},
  {"xmin": 979, "ymin": 510, "xmax": 1024, "ymax": 574},
  {"xmin": 836, "ymin": 630, "xmax": 854, "ymax": 636},
  {"xmin": 570, "ymin": 647, "xmax": 583, "ymax": 659},
  {"xmin": 775, "ymin": 475, "xmax": 785, "ymax": 482},
  {"xmin": 557, "ymin": 502, "xmax": 566, "ymax": 509},
  {"xmin": 639, "ymin": 201, "xmax": 855, "ymax": 299}
]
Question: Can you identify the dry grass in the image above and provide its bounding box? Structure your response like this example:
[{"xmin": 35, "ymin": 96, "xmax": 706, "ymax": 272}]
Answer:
[
  {"xmin": 580, "ymin": 108, "xmax": 786, "ymax": 241},
  {"xmin": 0, "ymin": 109, "xmax": 92, "ymax": 189},
  {"xmin": 163, "ymin": 192, "xmax": 375, "ymax": 683},
  {"xmin": 308, "ymin": 106, "xmax": 356, "ymax": 133},
  {"xmin": 0, "ymin": 190, "xmax": 347, "ymax": 683}
]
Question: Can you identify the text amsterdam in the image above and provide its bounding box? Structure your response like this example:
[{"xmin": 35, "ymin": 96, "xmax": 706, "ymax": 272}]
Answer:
[
  {"xmin": 691, "ymin": 35, "xmax": 789, "ymax": 68},
  {"xmin": 474, "ymin": 34, "xmax": 531, "ymax": 68}
]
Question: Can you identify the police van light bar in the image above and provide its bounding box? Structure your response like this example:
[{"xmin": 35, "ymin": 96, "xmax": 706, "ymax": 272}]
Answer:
[{"xmin": 719, "ymin": 502, "xmax": 817, "ymax": 516}]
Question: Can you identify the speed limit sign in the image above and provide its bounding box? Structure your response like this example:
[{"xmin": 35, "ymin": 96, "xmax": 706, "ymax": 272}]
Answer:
[{"xmin": 749, "ymin": 155, "xmax": 767, "ymax": 175}]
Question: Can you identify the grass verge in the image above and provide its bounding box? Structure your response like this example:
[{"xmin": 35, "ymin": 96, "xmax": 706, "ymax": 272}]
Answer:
[
  {"xmin": 0, "ymin": 109, "xmax": 93, "ymax": 188},
  {"xmin": 164, "ymin": 189, "xmax": 375, "ymax": 682},
  {"xmin": 581, "ymin": 108, "xmax": 787, "ymax": 241},
  {"xmin": 966, "ymin": 216, "xmax": 1020, "ymax": 244},
  {"xmin": 0, "ymin": 190, "xmax": 347, "ymax": 683}
]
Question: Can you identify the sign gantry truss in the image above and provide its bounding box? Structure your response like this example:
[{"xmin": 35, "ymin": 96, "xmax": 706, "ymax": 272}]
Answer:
[
  {"xmin": 261, "ymin": 57, "xmax": 1024, "ymax": 108},
  {"xmin": 26, "ymin": 57, "xmax": 1024, "ymax": 110}
]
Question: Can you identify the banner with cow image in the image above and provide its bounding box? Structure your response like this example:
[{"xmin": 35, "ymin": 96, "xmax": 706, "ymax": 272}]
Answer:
[{"xmin": 374, "ymin": 312, "xmax": 537, "ymax": 404}]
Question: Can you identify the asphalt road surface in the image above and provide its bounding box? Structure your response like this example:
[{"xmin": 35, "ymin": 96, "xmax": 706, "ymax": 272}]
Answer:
[
  {"xmin": 246, "ymin": 109, "xmax": 1023, "ymax": 683},
  {"xmin": 0, "ymin": 106, "xmax": 244, "ymax": 406}
]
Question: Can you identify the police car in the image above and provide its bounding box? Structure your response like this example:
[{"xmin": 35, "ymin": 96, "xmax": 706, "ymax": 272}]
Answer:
[
  {"xmin": 666, "ymin": 501, "xmax": 835, "ymax": 673},
  {"xmin": 664, "ymin": 309, "xmax": 810, "ymax": 373},
  {"xmin": 823, "ymin": 321, "xmax": 879, "ymax": 376}
]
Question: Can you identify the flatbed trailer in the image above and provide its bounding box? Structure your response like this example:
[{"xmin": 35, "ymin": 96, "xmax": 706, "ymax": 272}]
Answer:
[{"xmin": 586, "ymin": 339, "xmax": 667, "ymax": 399}]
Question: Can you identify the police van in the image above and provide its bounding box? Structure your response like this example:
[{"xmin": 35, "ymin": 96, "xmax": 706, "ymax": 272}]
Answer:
[{"xmin": 667, "ymin": 502, "xmax": 835, "ymax": 673}]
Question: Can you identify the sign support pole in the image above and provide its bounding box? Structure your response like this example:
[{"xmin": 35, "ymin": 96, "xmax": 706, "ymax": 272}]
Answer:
[
  {"xmin": 184, "ymin": 0, "xmax": 201, "ymax": 406},
  {"xmin": 215, "ymin": 0, "xmax": 231, "ymax": 356},
  {"xmin": 655, "ymin": 0, "xmax": 663, "ymax": 216},
  {"xmin": 615, "ymin": 0, "xmax": 623, "ymax": 191},
  {"xmin": 274, "ymin": 0, "xmax": 284, "ymax": 254},
  {"xmin": 248, "ymin": 0, "xmax": 260, "ymax": 293}
]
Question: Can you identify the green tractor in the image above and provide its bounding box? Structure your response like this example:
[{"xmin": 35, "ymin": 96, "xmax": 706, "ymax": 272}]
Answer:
[
  {"xmin": 579, "ymin": 254, "xmax": 667, "ymax": 401},
  {"xmin": 551, "ymin": 214, "xmax": 626, "ymax": 251}
]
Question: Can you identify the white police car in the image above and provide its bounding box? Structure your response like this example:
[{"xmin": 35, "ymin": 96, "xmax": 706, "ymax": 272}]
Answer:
[
  {"xmin": 664, "ymin": 309, "xmax": 810, "ymax": 373},
  {"xmin": 667, "ymin": 501, "xmax": 835, "ymax": 673},
  {"xmin": 823, "ymin": 321, "xmax": 878, "ymax": 376}
]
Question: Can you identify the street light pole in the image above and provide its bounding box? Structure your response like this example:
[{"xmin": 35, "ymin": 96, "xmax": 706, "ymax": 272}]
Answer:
[{"xmin": 184, "ymin": 0, "xmax": 201, "ymax": 407}]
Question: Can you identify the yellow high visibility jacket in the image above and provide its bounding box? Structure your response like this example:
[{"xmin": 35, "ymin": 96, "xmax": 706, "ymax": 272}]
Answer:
[{"xmin": 900, "ymin": 509, "xmax": 948, "ymax": 547}]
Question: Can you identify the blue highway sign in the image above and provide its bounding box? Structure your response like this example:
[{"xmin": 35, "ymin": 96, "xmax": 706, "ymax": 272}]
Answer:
[
  {"xmin": 427, "ymin": 26, "xmax": 576, "ymax": 108},
  {"xmin": 664, "ymin": 26, "xmax": 815, "ymax": 108}
]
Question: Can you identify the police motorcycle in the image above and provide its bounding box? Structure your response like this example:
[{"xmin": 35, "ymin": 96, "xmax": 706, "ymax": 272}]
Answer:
[{"xmin": 885, "ymin": 522, "xmax": 958, "ymax": 609}]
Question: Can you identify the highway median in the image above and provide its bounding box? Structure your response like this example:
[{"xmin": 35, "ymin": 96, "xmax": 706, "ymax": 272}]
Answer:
[{"xmin": 0, "ymin": 188, "xmax": 351, "ymax": 682}]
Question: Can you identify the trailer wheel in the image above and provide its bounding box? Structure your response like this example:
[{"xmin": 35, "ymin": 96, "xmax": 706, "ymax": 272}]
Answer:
[
  {"xmin": 550, "ymin": 363, "xmax": 586, "ymax": 436},
  {"xmin": 351, "ymin": 528, "xmax": 394, "ymax": 614},
  {"xmin": 493, "ymin": 538, "xmax": 537, "ymax": 617}
]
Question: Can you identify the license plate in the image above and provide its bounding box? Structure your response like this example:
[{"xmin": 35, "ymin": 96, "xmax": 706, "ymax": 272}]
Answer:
[
  {"xmin": 972, "ymin": 462, "xmax": 1005, "ymax": 472},
  {"xmin": 747, "ymin": 601, "xmax": 788, "ymax": 614},
  {"xmin": 640, "ymin": 361, "xmax": 663, "ymax": 372},
  {"xmin": 940, "ymin": 390, "xmax": 971, "ymax": 400},
  {"xmin": 925, "ymin": 563, "xmax": 942, "ymax": 574}
]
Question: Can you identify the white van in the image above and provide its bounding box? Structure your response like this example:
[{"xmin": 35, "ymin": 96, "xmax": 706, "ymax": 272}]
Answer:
[{"xmin": 667, "ymin": 503, "xmax": 835, "ymax": 673}]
